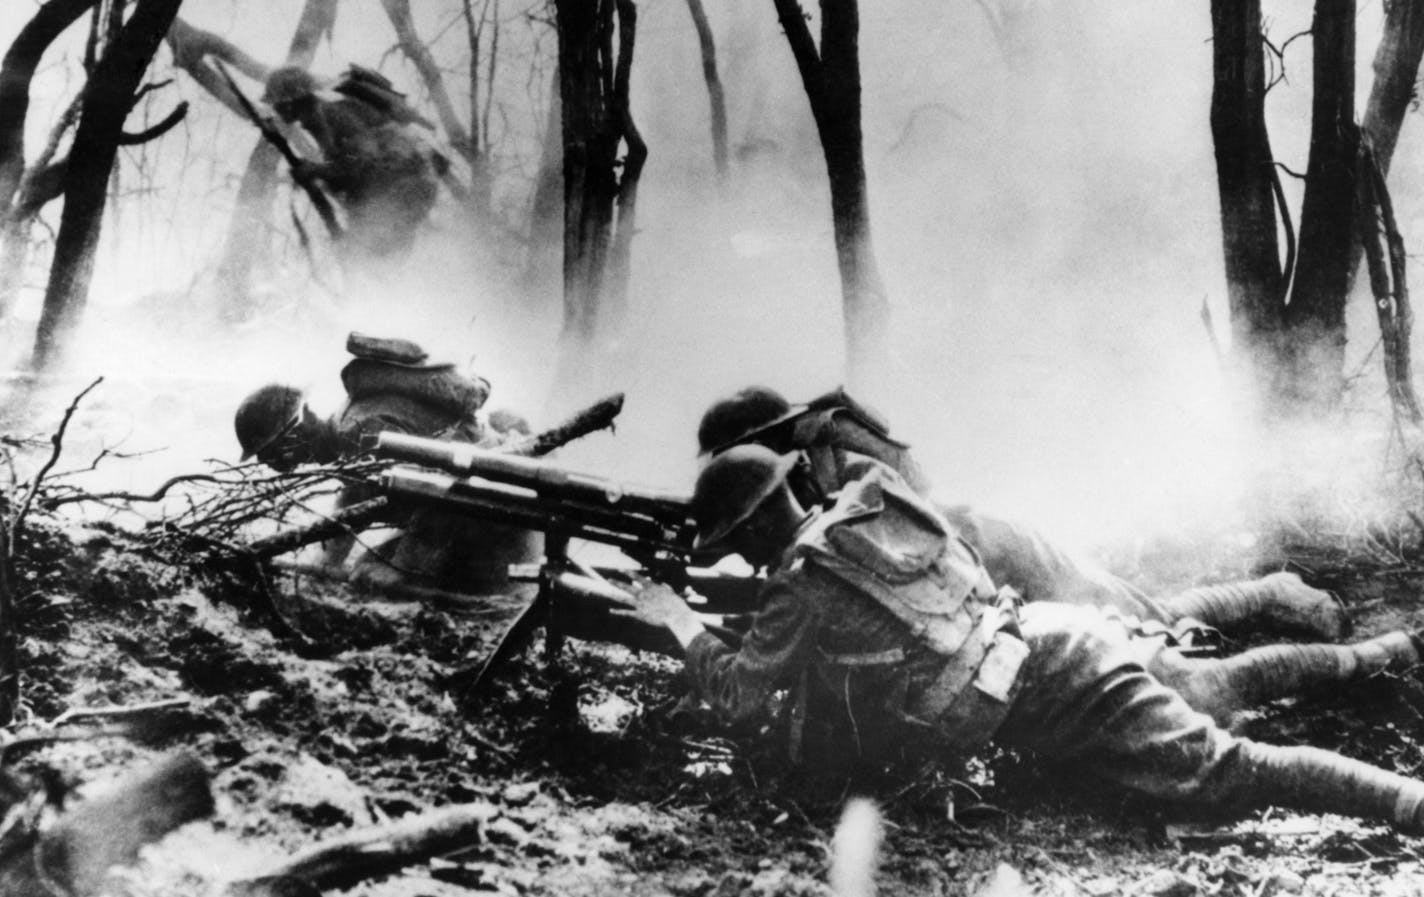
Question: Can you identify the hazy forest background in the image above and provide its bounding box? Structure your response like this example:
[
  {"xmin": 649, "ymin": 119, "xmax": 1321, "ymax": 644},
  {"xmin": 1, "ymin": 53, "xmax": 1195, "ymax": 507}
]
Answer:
[{"xmin": 0, "ymin": 0, "xmax": 1419, "ymax": 561}]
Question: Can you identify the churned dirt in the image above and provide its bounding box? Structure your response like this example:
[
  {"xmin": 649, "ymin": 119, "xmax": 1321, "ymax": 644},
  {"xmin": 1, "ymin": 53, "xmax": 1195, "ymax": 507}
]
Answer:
[{"xmin": 4, "ymin": 506, "xmax": 1424, "ymax": 897}]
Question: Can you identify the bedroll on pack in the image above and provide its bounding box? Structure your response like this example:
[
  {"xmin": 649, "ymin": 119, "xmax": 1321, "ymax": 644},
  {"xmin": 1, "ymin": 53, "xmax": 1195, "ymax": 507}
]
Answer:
[
  {"xmin": 341, "ymin": 333, "xmax": 490, "ymax": 419},
  {"xmin": 334, "ymin": 64, "xmax": 436, "ymax": 130},
  {"xmin": 347, "ymin": 332, "xmax": 428, "ymax": 365}
]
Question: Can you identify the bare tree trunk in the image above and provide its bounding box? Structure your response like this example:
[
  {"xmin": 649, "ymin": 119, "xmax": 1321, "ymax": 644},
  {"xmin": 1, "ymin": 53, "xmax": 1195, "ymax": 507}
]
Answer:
[
  {"xmin": 0, "ymin": 0, "xmax": 99, "ymax": 323},
  {"xmin": 1362, "ymin": 0, "xmax": 1424, "ymax": 175},
  {"xmin": 382, "ymin": 0, "xmax": 472, "ymax": 158},
  {"xmin": 1357, "ymin": 144, "xmax": 1421, "ymax": 422},
  {"xmin": 555, "ymin": 0, "xmax": 630, "ymax": 348},
  {"xmin": 522, "ymin": 70, "xmax": 562, "ymax": 297},
  {"xmin": 30, "ymin": 0, "xmax": 184, "ymax": 369},
  {"xmin": 0, "ymin": 0, "xmax": 96, "ymax": 208},
  {"xmin": 1345, "ymin": 0, "xmax": 1424, "ymax": 291},
  {"xmin": 1208, "ymin": 0, "xmax": 1284, "ymax": 406},
  {"xmin": 210, "ymin": 0, "xmax": 337, "ymax": 322},
  {"xmin": 684, "ymin": 0, "xmax": 728, "ymax": 182},
  {"xmin": 1281, "ymin": 0, "xmax": 1355, "ymax": 413},
  {"xmin": 605, "ymin": 0, "xmax": 645, "ymax": 330},
  {"xmin": 772, "ymin": 0, "xmax": 890, "ymax": 387},
  {"xmin": 460, "ymin": 0, "xmax": 497, "ymax": 210}
]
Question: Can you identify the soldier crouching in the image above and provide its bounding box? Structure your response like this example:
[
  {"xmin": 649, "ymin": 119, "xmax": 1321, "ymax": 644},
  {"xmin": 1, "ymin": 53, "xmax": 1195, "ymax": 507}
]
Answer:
[{"xmin": 233, "ymin": 332, "xmax": 540, "ymax": 593}]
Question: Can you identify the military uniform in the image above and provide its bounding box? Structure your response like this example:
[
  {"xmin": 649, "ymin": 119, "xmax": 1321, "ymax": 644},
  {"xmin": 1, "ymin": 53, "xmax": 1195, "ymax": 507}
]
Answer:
[
  {"xmin": 681, "ymin": 459, "xmax": 1424, "ymax": 828},
  {"xmin": 326, "ymin": 336, "xmax": 538, "ymax": 591},
  {"xmin": 712, "ymin": 389, "xmax": 1342, "ymax": 642},
  {"xmin": 270, "ymin": 68, "xmax": 441, "ymax": 261}
]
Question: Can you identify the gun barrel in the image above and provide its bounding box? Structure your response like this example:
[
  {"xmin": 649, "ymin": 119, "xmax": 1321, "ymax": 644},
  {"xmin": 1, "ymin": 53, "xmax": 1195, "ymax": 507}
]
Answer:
[
  {"xmin": 381, "ymin": 468, "xmax": 688, "ymax": 555},
  {"xmin": 376, "ymin": 432, "xmax": 690, "ymax": 521}
]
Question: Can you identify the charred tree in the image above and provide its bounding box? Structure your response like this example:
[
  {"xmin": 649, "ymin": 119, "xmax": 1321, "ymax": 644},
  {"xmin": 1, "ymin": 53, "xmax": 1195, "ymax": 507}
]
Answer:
[
  {"xmin": 684, "ymin": 0, "xmax": 728, "ymax": 182},
  {"xmin": 1209, "ymin": 0, "xmax": 1364, "ymax": 417},
  {"xmin": 554, "ymin": 0, "xmax": 644, "ymax": 350},
  {"xmin": 1347, "ymin": 0, "xmax": 1424, "ymax": 291},
  {"xmin": 460, "ymin": 0, "xmax": 498, "ymax": 210},
  {"xmin": 1282, "ymin": 0, "xmax": 1356, "ymax": 411},
  {"xmin": 1362, "ymin": 0, "xmax": 1424, "ymax": 176},
  {"xmin": 1357, "ymin": 144, "xmax": 1421, "ymax": 422},
  {"xmin": 772, "ymin": 0, "xmax": 890, "ymax": 386},
  {"xmin": 30, "ymin": 0, "xmax": 184, "ymax": 369},
  {"xmin": 522, "ymin": 70, "xmax": 562, "ymax": 298},
  {"xmin": 0, "ymin": 0, "xmax": 100, "ymax": 323},
  {"xmin": 201, "ymin": 0, "xmax": 337, "ymax": 322}
]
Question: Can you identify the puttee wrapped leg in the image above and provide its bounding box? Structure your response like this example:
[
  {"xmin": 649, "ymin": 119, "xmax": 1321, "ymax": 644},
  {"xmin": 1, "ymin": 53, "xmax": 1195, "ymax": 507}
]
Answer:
[
  {"xmin": 1152, "ymin": 633, "xmax": 1420, "ymax": 725},
  {"xmin": 1160, "ymin": 572, "xmax": 1347, "ymax": 641}
]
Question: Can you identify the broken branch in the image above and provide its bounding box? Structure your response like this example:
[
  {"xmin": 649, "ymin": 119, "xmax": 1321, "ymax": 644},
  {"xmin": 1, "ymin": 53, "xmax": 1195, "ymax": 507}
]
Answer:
[
  {"xmin": 116, "ymin": 99, "xmax": 188, "ymax": 144},
  {"xmin": 8, "ymin": 376, "xmax": 102, "ymax": 553},
  {"xmin": 239, "ymin": 801, "xmax": 498, "ymax": 892}
]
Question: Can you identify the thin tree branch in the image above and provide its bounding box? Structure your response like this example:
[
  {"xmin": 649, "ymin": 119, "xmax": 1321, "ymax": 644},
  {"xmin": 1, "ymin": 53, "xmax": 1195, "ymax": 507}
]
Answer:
[
  {"xmin": 7, "ymin": 376, "xmax": 103, "ymax": 553},
  {"xmin": 116, "ymin": 100, "xmax": 187, "ymax": 144}
]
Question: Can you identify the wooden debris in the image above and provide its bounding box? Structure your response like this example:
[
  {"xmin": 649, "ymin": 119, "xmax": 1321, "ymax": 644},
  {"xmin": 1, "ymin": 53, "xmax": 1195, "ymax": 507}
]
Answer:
[{"xmin": 230, "ymin": 801, "xmax": 498, "ymax": 894}]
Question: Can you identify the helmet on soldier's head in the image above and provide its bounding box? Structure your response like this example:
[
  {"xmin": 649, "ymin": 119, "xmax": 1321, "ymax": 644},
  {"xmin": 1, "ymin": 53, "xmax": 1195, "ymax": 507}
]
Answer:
[
  {"xmin": 691, "ymin": 444, "xmax": 798, "ymax": 550},
  {"xmin": 696, "ymin": 386, "xmax": 793, "ymax": 457},
  {"xmin": 262, "ymin": 66, "xmax": 319, "ymax": 106},
  {"xmin": 235, "ymin": 384, "xmax": 305, "ymax": 461}
]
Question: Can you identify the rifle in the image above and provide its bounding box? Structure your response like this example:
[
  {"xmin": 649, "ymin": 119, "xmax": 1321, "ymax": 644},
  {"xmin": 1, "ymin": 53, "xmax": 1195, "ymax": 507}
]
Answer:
[
  {"xmin": 374, "ymin": 433, "xmax": 761, "ymax": 699},
  {"xmin": 212, "ymin": 59, "xmax": 344, "ymax": 240}
]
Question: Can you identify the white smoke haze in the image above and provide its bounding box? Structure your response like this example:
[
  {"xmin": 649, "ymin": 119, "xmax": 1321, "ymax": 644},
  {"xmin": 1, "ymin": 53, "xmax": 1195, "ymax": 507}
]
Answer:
[{"xmin": 0, "ymin": 0, "xmax": 1418, "ymax": 567}]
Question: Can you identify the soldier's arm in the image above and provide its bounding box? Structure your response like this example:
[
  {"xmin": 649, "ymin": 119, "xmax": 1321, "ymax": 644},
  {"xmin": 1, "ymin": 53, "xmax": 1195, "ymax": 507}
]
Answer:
[
  {"xmin": 682, "ymin": 577, "xmax": 820, "ymax": 726},
  {"xmin": 943, "ymin": 505, "xmax": 1173, "ymax": 622}
]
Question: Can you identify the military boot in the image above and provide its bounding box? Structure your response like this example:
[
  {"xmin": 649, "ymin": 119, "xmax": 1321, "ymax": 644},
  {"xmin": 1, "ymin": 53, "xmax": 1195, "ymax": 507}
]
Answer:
[{"xmin": 1160, "ymin": 571, "xmax": 1348, "ymax": 641}]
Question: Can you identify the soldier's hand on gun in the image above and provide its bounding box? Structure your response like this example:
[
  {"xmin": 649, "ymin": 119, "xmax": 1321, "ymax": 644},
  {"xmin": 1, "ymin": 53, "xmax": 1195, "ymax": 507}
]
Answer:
[{"xmin": 607, "ymin": 581, "xmax": 707, "ymax": 652}]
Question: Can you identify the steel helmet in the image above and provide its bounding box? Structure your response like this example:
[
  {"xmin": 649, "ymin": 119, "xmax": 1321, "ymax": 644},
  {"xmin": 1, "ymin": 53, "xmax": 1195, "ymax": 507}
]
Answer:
[
  {"xmin": 234, "ymin": 384, "xmax": 305, "ymax": 461},
  {"xmin": 696, "ymin": 386, "xmax": 793, "ymax": 457},
  {"xmin": 691, "ymin": 444, "xmax": 798, "ymax": 550},
  {"xmin": 263, "ymin": 66, "xmax": 319, "ymax": 106}
]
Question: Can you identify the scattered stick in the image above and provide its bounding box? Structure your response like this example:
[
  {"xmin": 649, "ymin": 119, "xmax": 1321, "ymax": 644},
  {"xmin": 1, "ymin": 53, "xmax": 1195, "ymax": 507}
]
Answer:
[
  {"xmin": 46, "ymin": 697, "xmax": 190, "ymax": 728},
  {"xmin": 232, "ymin": 801, "xmax": 498, "ymax": 893},
  {"xmin": 247, "ymin": 496, "xmax": 392, "ymax": 560}
]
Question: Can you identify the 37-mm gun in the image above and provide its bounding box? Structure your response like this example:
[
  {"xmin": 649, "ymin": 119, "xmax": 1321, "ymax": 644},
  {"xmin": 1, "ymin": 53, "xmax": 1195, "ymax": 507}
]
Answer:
[{"xmin": 375, "ymin": 433, "xmax": 760, "ymax": 699}]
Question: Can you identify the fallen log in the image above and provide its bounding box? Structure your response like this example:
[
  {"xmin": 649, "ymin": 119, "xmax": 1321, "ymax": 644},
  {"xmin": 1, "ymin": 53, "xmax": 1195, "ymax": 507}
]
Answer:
[
  {"xmin": 229, "ymin": 801, "xmax": 498, "ymax": 895},
  {"xmin": 0, "ymin": 751, "xmax": 213, "ymax": 896}
]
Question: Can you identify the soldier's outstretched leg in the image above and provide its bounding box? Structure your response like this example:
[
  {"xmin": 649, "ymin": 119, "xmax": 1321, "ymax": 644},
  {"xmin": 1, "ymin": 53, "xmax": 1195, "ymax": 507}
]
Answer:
[
  {"xmin": 1159, "ymin": 571, "xmax": 1347, "ymax": 641},
  {"xmin": 999, "ymin": 604, "xmax": 1424, "ymax": 831},
  {"xmin": 1218, "ymin": 741, "xmax": 1424, "ymax": 830},
  {"xmin": 1149, "ymin": 632, "xmax": 1420, "ymax": 726}
]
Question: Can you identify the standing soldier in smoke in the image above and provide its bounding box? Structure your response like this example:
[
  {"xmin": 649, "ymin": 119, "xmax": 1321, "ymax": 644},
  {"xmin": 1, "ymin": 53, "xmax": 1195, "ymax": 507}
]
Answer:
[{"xmin": 263, "ymin": 65, "xmax": 446, "ymax": 265}]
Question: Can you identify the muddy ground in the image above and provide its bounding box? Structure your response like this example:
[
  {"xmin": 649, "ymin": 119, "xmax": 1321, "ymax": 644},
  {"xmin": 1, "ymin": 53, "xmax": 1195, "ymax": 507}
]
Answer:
[{"xmin": 5, "ymin": 508, "xmax": 1424, "ymax": 897}]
